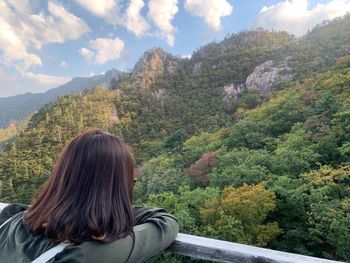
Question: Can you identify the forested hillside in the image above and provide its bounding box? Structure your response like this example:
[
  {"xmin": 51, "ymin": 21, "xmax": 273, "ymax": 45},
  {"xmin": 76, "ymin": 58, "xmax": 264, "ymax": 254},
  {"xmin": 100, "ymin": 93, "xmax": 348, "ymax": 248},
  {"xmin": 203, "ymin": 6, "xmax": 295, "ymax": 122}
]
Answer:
[
  {"xmin": 0, "ymin": 118, "xmax": 29, "ymax": 149},
  {"xmin": 0, "ymin": 69, "xmax": 125, "ymax": 128},
  {"xmin": 1, "ymin": 15, "xmax": 350, "ymax": 262},
  {"xmin": 109, "ymin": 14, "xmax": 350, "ymax": 153},
  {"xmin": 135, "ymin": 62, "xmax": 350, "ymax": 261}
]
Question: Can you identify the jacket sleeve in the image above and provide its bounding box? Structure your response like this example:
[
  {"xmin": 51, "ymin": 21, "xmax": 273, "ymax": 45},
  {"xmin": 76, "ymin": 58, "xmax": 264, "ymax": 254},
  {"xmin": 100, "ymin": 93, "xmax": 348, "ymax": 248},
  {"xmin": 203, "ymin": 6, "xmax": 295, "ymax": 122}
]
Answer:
[
  {"xmin": 0, "ymin": 203, "xmax": 28, "ymax": 225},
  {"xmin": 126, "ymin": 207, "xmax": 179, "ymax": 263}
]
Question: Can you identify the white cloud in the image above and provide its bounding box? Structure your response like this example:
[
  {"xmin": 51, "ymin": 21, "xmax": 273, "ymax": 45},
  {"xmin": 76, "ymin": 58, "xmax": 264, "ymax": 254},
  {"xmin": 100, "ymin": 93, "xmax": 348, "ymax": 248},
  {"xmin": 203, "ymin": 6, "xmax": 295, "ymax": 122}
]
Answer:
[
  {"xmin": 74, "ymin": 0, "xmax": 149, "ymax": 37},
  {"xmin": 0, "ymin": 68, "xmax": 70, "ymax": 97},
  {"xmin": 148, "ymin": 0, "xmax": 179, "ymax": 46},
  {"xmin": 184, "ymin": 0, "xmax": 233, "ymax": 31},
  {"xmin": 74, "ymin": 0, "xmax": 180, "ymax": 45},
  {"xmin": 79, "ymin": 47, "xmax": 95, "ymax": 61},
  {"xmin": 0, "ymin": 1, "xmax": 42, "ymax": 71},
  {"xmin": 0, "ymin": 0, "xmax": 90, "ymax": 71},
  {"xmin": 24, "ymin": 72, "xmax": 70, "ymax": 85},
  {"xmin": 74, "ymin": 0, "xmax": 116, "ymax": 17},
  {"xmin": 125, "ymin": 0, "xmax": 149, "ymax": 36},
  {"xmin": 91, "ymin": 38, "xmax": 125, "ymax": 64},
  {"xmin": 73, "ymin": 0, "xmax": 123, "ymax": 25},
  {"xmin": 80, "ymin": 37, "xmax": 125, "ymax": 64},
  {"xmin": 43, "ymin": 2, "xmax": 91, "ymax": 45},
  {"xmin": 255, "ymin": 0, "xmax": 350, "ymax": 36}
]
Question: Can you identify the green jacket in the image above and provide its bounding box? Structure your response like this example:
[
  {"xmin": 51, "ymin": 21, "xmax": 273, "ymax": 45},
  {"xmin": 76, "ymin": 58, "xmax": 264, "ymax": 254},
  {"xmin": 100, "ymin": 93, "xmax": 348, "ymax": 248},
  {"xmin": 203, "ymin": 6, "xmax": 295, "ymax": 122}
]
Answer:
[{"xmin": 0, "ymin": 204, "xmax": 179, "ymax": 263}]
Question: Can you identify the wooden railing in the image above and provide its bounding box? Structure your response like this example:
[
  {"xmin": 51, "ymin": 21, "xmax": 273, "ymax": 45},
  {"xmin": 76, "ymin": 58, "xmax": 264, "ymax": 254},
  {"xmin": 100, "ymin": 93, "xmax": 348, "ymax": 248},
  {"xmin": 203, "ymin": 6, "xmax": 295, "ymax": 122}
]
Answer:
[
  {"xmin": 168, "ymin": 234, "xmax": 344, "ymax": 263},
  {"xmin": 0, "ymin": 203, "xmax": 344, "ymax": 263}
]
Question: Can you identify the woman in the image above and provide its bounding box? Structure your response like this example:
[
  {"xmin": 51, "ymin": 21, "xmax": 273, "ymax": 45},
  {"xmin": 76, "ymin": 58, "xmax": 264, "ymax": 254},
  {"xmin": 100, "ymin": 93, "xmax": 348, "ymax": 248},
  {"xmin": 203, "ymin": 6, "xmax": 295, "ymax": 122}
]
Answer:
[{"xmin": 0, "ymin": 129, "xmax": 179, "ymax": 262}]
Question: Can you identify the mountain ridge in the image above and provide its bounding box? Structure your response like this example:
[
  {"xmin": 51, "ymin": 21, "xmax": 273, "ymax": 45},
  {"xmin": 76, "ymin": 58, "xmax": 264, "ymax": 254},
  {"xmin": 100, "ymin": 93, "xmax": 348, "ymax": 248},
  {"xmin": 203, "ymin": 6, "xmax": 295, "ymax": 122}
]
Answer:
[
  {"xmin": 0, "ymin": 69, "xmax": 125, "ymax": 128},
  {"xmin": 2, "ymin": 14, "xmax": 350, "ymax": 128}
]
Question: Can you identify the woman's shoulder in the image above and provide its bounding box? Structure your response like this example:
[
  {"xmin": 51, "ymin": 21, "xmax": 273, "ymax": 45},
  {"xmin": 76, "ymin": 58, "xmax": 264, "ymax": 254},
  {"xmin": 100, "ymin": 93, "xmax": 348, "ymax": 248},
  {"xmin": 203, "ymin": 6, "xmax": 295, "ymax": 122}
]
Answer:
[
  {"xmin": 0, "ymin": 206, "xmax": 62, "ymax": 263},
  {"xmin": 0, "ymin": 203, "xmax": 28, "ymax": 225},
  {"xmin": 55, "ymin": 207, "xmax": 179, "ymax": 263}
]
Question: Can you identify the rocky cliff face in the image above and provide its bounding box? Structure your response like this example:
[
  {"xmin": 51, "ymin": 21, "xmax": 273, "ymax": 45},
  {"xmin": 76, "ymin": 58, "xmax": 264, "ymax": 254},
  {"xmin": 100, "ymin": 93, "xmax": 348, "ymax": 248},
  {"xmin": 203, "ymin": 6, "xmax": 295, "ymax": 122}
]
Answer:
[
  {"xmin": 223, "ymin": 58, "xmax": 293, "ymax": 99},
  {"xmin": 223, "ymin": 84, "xmax": 246, "ymax": 100},
  {"xmin": 131, "ymin": 48, "xmax": 180, "ymax": 90},
  {"xmin": 245, "ymin": 58, "xmax": 293, "ymax": 93}
]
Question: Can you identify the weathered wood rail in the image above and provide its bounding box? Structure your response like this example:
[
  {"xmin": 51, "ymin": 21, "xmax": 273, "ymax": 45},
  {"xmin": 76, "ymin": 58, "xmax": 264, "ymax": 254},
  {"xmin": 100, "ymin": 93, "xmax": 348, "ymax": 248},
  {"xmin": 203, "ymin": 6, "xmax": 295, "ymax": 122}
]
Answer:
[
  {"xmin": 0, "ymin": 203, "xmax": 344, "ymax": 263},
  {"xmin": 168, "ymin": 233, "xmax": 344, "ymax": 263}
]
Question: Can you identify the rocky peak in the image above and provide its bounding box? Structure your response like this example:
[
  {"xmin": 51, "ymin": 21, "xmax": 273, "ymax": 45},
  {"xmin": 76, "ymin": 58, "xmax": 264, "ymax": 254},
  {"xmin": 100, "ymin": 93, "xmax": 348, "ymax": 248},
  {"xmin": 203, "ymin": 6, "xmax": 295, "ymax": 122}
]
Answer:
[
  {"xmin": 131, "ymin": 48, "xmax": 180, "ymax": 90},
  {"xmin": 133, "ymin": 48, "xmax": 180, "ymax": 75}
]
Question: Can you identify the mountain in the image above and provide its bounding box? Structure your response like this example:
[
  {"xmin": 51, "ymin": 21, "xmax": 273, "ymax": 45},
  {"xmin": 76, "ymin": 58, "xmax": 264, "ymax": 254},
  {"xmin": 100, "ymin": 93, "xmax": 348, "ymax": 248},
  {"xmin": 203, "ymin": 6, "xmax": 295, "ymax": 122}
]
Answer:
[
  {"xmin": 2, "ymin": 14, "xmax": 350, "ymax": 129},
  {"xmin": 108, "ymin": 15, "xmax": 350, "ymax": 149},
  {"xmin": 130, "ymin": 48, "xmax": 181, "ymax": 90},
  {"xmin": 1, "ymin": 15, "xmax": 350, "ymax": 262},
  {"xmin": 2, "ymin": 43, "xmax": 350, "ymax": 263},
  {"xmin": 0, "ymin": 69, "xmax": 125, "ymax": 128}
]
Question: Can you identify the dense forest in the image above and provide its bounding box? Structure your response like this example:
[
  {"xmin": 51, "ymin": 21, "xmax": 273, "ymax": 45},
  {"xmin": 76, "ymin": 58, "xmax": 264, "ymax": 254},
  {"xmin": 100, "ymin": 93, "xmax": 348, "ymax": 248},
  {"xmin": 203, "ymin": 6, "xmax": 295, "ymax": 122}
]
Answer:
[{"xmin": 1, "ymin": 15, "xmax": 350, "ymax": 262}]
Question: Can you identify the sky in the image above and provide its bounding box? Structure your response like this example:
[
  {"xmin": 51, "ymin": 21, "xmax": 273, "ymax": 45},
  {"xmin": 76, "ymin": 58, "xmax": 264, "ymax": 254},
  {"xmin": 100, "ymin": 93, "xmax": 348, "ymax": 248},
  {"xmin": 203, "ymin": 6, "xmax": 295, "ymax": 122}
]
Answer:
[{"xmin": 1, "ymin": 0, "xmax": 350, "ymax": 97}]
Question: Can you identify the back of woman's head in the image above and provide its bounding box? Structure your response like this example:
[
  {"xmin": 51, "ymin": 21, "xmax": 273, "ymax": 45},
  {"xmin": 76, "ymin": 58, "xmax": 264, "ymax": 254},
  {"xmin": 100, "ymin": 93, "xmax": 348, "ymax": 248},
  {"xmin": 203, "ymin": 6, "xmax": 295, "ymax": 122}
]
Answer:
[{"xmin": 24, "ymin": 129, "xmax": 135, "ymax": 243}]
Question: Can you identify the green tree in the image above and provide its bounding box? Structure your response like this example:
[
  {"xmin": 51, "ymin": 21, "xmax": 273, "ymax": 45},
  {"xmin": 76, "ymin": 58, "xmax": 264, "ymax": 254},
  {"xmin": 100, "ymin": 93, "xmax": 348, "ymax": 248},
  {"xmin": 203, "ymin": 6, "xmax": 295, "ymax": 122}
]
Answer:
[
  {"xmin": 210, "ymin": 148, "xmax": 274, "ymax": 188},
  {"xmin": 134, "ymin": 155, "xmax": 190, "ymax": 201},
  {"xmin": 200, "ymin": 183, "xmax": 282, "ymax": 246},
  {"xmin": 271, "ymin": 123, "xmax": 320, "ymax": 177},
  {"xmin": 146, "ymin": 186, "xmax": 220, "ymax": 233}
]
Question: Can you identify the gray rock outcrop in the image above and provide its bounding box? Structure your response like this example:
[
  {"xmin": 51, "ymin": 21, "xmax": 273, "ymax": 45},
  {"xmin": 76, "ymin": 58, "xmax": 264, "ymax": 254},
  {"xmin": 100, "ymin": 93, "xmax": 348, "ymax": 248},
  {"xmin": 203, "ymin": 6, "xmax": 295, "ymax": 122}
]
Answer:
[
  {"xmin": 245, "ymin": 59, "xmax": 293, "ymax": 94},
  {"xmin": 223, "ymin": 58, "xmax": 293, "ymax": 100},
  {"xmin": 223, "ymin": 84, "xmax": 246, "ymax": 100}
]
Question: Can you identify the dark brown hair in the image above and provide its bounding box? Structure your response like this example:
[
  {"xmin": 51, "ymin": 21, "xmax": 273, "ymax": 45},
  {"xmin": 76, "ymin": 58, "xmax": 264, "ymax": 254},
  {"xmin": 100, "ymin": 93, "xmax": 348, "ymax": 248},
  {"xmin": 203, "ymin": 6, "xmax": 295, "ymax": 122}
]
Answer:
[{"xmin": 23, "ymin": 129, "xmax": 135, "ymax": 243}]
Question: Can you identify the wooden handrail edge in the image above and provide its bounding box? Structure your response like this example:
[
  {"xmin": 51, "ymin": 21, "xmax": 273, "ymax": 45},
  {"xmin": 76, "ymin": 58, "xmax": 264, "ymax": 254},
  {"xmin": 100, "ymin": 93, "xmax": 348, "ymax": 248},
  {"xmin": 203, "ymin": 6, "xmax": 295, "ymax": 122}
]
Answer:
[{"xmin": 168, "ymin": 233, "xmax": 344, "ymax": 263}]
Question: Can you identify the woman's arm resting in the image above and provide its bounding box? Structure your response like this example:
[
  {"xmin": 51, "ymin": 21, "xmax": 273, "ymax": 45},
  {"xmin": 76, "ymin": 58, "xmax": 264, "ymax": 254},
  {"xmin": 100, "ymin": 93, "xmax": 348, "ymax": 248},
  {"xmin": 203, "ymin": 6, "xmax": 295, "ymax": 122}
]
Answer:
[{"xmin": 127, "ymin": 207, "xmax": 179, "ymax": 263}]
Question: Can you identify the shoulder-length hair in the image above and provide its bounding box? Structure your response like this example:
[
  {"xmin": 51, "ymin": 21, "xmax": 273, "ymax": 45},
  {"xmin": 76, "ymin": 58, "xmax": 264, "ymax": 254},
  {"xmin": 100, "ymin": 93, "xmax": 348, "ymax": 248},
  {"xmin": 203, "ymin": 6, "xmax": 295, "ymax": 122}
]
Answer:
[{"xmin": 23, "ymin": 129, "xmax": 135, "ymax": 243}]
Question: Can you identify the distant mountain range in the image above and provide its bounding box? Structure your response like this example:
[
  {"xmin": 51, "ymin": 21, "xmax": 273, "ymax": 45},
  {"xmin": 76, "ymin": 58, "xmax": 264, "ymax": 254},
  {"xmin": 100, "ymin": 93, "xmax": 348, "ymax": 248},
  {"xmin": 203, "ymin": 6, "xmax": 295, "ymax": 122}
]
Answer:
[{"xmin": 0, "ymin": 69, "xmax": 125, "ymax": 128}]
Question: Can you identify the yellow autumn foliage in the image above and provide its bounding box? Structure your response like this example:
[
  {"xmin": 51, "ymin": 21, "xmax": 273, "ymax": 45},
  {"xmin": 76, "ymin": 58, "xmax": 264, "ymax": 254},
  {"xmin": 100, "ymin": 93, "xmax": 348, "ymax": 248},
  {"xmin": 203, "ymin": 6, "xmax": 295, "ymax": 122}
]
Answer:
[{"xmin": 200, "ymin": 183, "xmax": 282, "ymax": 247}]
